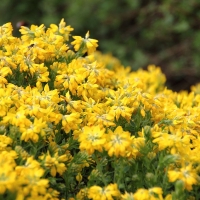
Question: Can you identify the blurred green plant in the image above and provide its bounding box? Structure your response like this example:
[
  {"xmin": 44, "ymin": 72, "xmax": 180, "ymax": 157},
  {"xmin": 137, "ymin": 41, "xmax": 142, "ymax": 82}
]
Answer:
[{"xmin": 1, "ymin": 0, "xmax": 200, "ymax": 90}]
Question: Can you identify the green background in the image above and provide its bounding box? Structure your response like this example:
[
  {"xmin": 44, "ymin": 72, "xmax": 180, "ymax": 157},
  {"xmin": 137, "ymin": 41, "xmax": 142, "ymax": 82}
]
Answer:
[{"xmin": 1, "ymin": 0, "xmax": 200, "ymax": 91}]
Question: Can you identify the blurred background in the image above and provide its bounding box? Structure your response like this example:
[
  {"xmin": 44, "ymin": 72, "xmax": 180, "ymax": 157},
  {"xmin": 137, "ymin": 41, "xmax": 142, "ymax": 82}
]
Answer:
[{"xmin": 1, "ymin": 0, "xmax": 200, "ymax": 91}]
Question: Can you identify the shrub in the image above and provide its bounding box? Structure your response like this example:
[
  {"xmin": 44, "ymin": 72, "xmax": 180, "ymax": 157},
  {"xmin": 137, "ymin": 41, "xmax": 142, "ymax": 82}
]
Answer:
[{"xmin": 0, "ymin": 19, "xmax": 200, "ymax": 200}]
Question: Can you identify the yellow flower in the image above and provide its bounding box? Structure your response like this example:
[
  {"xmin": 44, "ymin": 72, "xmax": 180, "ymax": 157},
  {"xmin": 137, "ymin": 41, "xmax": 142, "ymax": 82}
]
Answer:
[
  {"xmin": 168, "ymin": 164, "xmax": 198, "ymax": 191},
  {"xmin": 0, "ymin": 150, "xmax": 18, "ymax": 168},
  {"xmin": 106, "ymin": 89, "xmax": 134, "ymax": 121},
  {"xmin": 39, "ymin": 151, "xmax": 68, "ymax": 177},
  {"xmin": 76, "ymin": 172, "xmax": 83, "ymax": 183},
  {"xmin": 0, "ymin": 22, "xmax": 13, "ymax": 37},
  {"xmin": 152, "ymin": 130, "xmax": 191, "ymax": 155},
  {"xmin": 76, "ymin": 188, "xmax": 88, "ymax": 200},
  {"xmin": 104, "ymin": 126, "xmax": 131, "ymax": 157},
  {"xmin": 0, "ymin": 66, "xmax": 12, "ymax": 86},
  {"xmin": 82, "ymin": 60, "xmax": 114, "ymax": 87},
  {"xmin": 126, "ymin": 136, "xmax": 142, "ymax": 159},
  {"xmin": 48, "ymin": 18, "xmax": 74, "ymax": 41},
  {"xmin": 40, "ymin": 84, "xmax": 61, "ymax": 105},
  {"xmin": 3, "ymin": 110, "xmax": 32, "ymax": 128},
  {"xmin": 85, "ymin": 103, "xmax": 115, "ymax": 127},
  {"xmin": 19, "ymin": 24, "xmax": 45, "ymax": 42},
  {"xmin": 133, "ymin": 187, "xmax": 163, "ymax": 200},
  {"xmin": 45, "ymin": 188, "xmax": 60, "ymax": 199},
  {"xmin": 63, "ymin": 91, "xmax": 84, "ymax": 113},
  {"xmin": 0, "ymin": 151, "xmax": 18, "ymax": 194},
  {"xmin": 34, "ymin": 63, "xmax": 50, "ymax": 83},
  {"xmin": 79, "ymin": 125, "xmax": 106, "ymax": 155},
  {"xmin": 164, "ymin": 194, "xmax": 172, "ymax": 200},
  {"xmin": 71, "ymin": 31, "xmax": 98, "ymax": 55},
  {"xmin": 121, "ymin": 192, "xmax": 135, "ymax": 200},
  {"xmin": 62, "ymin": 112, "xmax": 82, "ymax": 133},
  {"xmin": 84, "ymin": 31, "xmax": 98, "ymax": 54},
  {"xmin": 18, "ymin": 168, "xmax": 49, "ymax": 197},
  {"xmin": 0, "ymin": 167, "xmax": 17, "ymax": 194},
  {"xmin": 20, "ymin": 117, "xmax": 47, "ymax": 142},
  {"xmin": 0, "ymin": 87, "xmax": 13, "ymax": 117},
  {"xmin": 140, "ymin": 108, "xmax": 146, "ymax": 117},
  {"xmin": 76, "ymin": 78, "xmax": 102, "ymax": 101},
  {"xmin": 109, "ymin": 105, "xmax": 133, "ymax": 122},
  {"xmin": 148, "ymin": 187, "xmax": 163, "ymax": 200},
  {"xmin": 0, "ymin": 135, "xmax": 13, "ymax": 152},
  {"xmin": 54, "ymin": 59, "xmax": 87, "ymax": 94},
  {"xmin": 8, "ymin": 156, "xmax": 50, "ymax": 198},
  {"xmin": 88, "ymin": 183, "xmax": 120, "ymax": 200},
  {"xmin": 133, "ymin": 189, "xmax": 149, "ymax": 200}
]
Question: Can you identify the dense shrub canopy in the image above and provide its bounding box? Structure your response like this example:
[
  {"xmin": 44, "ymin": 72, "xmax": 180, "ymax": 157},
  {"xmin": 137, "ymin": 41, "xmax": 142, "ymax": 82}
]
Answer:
[{"xmin": 1, "ymin": 20, "xmax": 200, "ymax": 200}]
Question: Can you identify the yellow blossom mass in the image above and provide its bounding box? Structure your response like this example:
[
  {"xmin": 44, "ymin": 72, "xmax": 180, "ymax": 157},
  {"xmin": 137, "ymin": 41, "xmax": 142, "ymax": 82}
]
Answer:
[{"xmin": 0, "ymin": 19, "xmax": 200, "ymax": 199}]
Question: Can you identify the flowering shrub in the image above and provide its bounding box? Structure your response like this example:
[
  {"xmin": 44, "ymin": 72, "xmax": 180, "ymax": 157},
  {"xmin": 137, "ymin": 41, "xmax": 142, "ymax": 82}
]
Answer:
[{"xmin": 0, "ymin": 19, "xmax": 200, "ymax": 200}]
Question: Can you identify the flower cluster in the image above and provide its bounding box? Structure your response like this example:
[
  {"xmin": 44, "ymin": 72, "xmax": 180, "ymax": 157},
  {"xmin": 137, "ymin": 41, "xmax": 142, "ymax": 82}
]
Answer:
[{"xmin": 0, "ymin": 19, "xmax": 200, "ymax": 200}]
